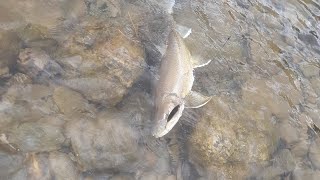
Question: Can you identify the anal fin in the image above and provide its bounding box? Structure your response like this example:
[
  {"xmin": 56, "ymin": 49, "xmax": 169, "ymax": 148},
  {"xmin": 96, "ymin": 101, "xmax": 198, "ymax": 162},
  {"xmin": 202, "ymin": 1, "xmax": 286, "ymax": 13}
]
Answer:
[{"xmin": 185, "ymin": 91, "xmax": 212, "ymax": 108}]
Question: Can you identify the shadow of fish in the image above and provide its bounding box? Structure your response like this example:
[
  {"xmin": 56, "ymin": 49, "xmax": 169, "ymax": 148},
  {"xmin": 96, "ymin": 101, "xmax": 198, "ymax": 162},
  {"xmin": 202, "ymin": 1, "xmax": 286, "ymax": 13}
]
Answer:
[{"xmin": 152, "ymin": 29, "xmax": 212, "ymax": 138}]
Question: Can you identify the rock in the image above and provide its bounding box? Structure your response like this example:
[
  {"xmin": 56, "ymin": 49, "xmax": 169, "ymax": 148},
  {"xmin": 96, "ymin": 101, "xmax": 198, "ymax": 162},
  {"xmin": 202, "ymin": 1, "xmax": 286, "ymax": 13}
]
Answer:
[
  {"xmin": 278, "ymin": 121, "xmax": 300, "ymax": 146},
  {"xmin": 49, "ymin": 152, "xmax": 78, "ymax": 180},
  {"xmin": 0, "ymin": 66, "xmax": 9, "ymax": 78},
  {"xmin": 0, "ymin": 150, "xmax": 24, "ymax": 177},
  {"xmin": 291, "ymin": 140, "xmax": 309, "ymax": 160},
  {"xmin": 309, "ymin": 139, "xmax": 320, "ymax": 169},
  {"xmin": 300, "ymin": 63, "xmax": 319, "ymax": 78},
  {"xmin": 57, "ymin": 78, "xmax": 127, "ymax": 105},
  {"xmin": 86, "ymin": 0, "xmax": 122, "ymax": 18},
  {"xmin": 140, "ymin": 173, "xmax": 176, "ymax": 180},
  {"xmin": 292, "ymin": 169, "xmax": 320, "ymax": 180},
  {"xmin": 9, "ymin": 152, "xmax": 78, "ymax": 180},
  {"xmin": 0, "ymin": 0, "xmax": 85, "ymax": 30},
  {"xmin": 57, "ymin": 28, "xmax": 145, "ymax": 105},
  {"xmin": 10, "ymin": 168, "xmax": 28, "ymax": 180},
  {"xmin": 110, "ymin": 174, "xmax": 134, "ymax": 180},
  {"xmin": 17, "ymin": 24, "xmax": 58, "ymax": 53},
  {"xmin": 188, "ymin": 96, "xmax": 277, "ymax": 179},
  {"xmin": 18, "ymin": 48, "xmax": 63, "ymax": 80},
  {"xmin": 0, "ymin": 31, "xmax": 21, "ymax": 77},
  {"xmin": 25, "ymin": 153, "xmax": 51, "ymax": 180},
  {"xmin": 7, "ymin": 122, "xmax": 65, "ymax": 152},
  {"xmin": 53, "ymin": 86, "xmax": 95, "ymax": 117},
  {"xmin": 7, "ymin": 73, "xmax": 32, "ymax": 85},
  {"xmin": 273, "ymin": 149, "xmax": 296, "ymax": 172},
  {"xmin": 65, "ymin": 110, "xmax": 142, "ymax": 171},
  {"xmin": 310, "ymin": 77, "xmax": 320, "ymax": 96},
  {"xmin": 241, "ymin": 78, "xmax": 292, "ymax": 120},
  {"xmin": 255, "ymin": 166, "xmax": 284, "ymax": 180},
  {"xmin": 0, "ymin": 84, "xmax": 60, "ymax": 129},
  {"xmin": 2, "ymin": 84, "xmax": 59, "ymax": 116}
]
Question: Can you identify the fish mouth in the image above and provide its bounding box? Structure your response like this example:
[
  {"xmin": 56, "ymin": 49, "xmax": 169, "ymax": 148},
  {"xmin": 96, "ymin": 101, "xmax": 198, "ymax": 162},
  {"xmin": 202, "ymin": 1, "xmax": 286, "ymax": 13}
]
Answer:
[
  {"xmin": 152, "ymin": 124, "xmax": 172, "ymax": 138},
  {"xmin": 152, "ymin": 104, "xmax": 185, "ymax": 138}
]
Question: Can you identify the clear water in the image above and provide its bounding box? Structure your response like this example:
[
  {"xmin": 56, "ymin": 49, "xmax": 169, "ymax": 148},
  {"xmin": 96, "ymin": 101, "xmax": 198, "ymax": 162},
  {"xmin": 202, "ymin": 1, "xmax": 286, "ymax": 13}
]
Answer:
[{"xmin": 0, "ymin": 0, "xmax": 319, "ymax": 179}]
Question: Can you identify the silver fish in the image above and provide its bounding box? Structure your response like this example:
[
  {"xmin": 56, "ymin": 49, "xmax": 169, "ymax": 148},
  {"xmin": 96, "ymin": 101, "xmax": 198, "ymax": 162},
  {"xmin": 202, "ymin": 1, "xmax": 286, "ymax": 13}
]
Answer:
[{"xmin": 152, "ymin": 30, "xmax": 211, "ymax": 138}]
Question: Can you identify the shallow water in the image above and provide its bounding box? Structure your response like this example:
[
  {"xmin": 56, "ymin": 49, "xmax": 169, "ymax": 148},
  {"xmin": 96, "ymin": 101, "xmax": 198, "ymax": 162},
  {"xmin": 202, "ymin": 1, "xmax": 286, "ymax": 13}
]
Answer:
[{"xmin": 0, "ymin": 0, "xmax": 319, "ymax": 179}]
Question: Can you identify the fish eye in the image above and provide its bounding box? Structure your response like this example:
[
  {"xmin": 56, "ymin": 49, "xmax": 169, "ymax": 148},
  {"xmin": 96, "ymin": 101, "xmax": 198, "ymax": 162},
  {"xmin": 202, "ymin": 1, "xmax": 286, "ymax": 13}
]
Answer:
[{"xmin": 167, "ymin": 105, "xmax": 180, "ymax": 122}]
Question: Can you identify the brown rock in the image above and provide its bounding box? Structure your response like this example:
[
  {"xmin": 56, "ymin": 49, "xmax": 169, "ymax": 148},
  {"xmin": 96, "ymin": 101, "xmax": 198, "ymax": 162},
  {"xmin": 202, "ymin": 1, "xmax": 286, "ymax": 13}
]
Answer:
[
  {"xmin": 58, "ymin": 29, "xmax": 145, "ymax": 105},
  {"xmin": 53, "ymin": 86, "xmax": 95, "ymax": 117},
  {"xmin": 65, "ymin": 110, "xmax": 142, "ymax": 171},
  {"xmin": 0, "ymin": 150, "xmax": 24, "ymax": 177},
  {"xmin": 7, "ymin": 122, "xmax": 65, "ymax": 152},
  {"xmin": 188, "ymin": 96, "xmax": 277, "ymax": 179}
]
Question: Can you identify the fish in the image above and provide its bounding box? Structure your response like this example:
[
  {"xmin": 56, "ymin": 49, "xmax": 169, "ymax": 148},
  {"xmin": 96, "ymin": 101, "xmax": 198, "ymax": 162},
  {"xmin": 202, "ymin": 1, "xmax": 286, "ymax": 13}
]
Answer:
[{"xmin": 152, "ymin": 29, "xmax": 212, "ymax": 138}]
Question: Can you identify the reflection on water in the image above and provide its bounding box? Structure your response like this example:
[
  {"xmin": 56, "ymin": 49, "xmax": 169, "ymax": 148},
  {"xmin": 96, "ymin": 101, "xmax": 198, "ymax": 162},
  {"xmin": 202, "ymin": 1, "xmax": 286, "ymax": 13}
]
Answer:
[{"xmin": 0, "ymin": 0, "xmax": 320, "ymax": 179}]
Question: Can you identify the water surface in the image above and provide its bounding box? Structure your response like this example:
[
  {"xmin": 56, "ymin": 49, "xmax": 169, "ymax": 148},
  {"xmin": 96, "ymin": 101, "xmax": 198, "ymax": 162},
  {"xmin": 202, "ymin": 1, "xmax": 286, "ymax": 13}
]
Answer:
[{"xmin": 0, "ymin": 0, "xmax": 319, "ymax": 179}]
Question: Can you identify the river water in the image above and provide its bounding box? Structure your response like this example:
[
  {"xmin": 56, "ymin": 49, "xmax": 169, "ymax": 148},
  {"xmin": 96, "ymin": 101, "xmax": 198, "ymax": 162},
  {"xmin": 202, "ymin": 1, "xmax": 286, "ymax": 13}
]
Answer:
[{"xmin": 0, "ymin": 0, "xmax": 319, "ymax": 179}]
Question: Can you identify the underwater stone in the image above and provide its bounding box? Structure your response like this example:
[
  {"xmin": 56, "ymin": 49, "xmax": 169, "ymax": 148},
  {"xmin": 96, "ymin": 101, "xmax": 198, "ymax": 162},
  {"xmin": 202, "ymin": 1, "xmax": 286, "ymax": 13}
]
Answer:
[
  {"xmin": 53, "ymin": 86, "xmax": 95, "ymax": 118},
  {"xmin": 309, "ymin": 139, "xmax": 320, "ymax": 169},
  {"xmin": 66, "ymin": 110, "xmax": 141, "ymax": 171},
  {"xmin": 188, "ymin": 95, "xmax": 277, "ymax": 179},
  {"xmin": 49, "ymin": 152, "xmax": 79, "ymax": 180},
  {"xmin": 58, "ymin": 29, "xmax": 145, "ymax": 105},
  {"xmin": 300, "ymin": 63, "xmax": 319, "ymax": 78},
  {"xmin": 7, "ymin": 122, "xmax": 65, "ymax": 152},
  {"xmin": 0, "ymin": 150, "xmax": 24, "ymax": 177}
]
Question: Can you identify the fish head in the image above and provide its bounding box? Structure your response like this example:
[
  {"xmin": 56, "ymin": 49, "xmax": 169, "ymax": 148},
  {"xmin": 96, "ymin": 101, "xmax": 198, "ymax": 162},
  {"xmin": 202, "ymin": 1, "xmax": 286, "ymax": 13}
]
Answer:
[{"xmin": 152, "ymin": 94, "xmax": 185, "ymax": 138}]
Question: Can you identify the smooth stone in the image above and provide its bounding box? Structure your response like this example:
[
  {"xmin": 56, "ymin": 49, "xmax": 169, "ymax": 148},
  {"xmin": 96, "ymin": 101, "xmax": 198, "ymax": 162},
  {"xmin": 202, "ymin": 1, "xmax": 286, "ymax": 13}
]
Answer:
[
  {"xmin": 0, "ymin": 150, "xmax": 24, "ymax": 177},
  {"xmin": 310, "ymin": 77, "xmax": 320, "ymax": 96},
  {"xmin": 49, "ymin": 152, "xmax": 79, "ymax": 180},
  {"xmin": 278, "ymin": 121, "xmax": 300, "ymax": 146},
  {"xmin": 292, "ymin": 169, "xmax": 320, "ymax": 180},
  {"xmin": 273, "ymin": 149, "xmax": 296, "ymax": 172},
  {"xmin": 7, "ymin": 122, "xmax": 65, "ymax": 152},
  {"xmin": 309, "ymin": 139, "xmax": 320, "ymax": 169},
  {"xmin": 53, "ymin": 86, "xmax": 95, "ymax": 117},
  {"xmin": 300, "ymin": 63, "xmax": 319, "ymax": 78},
  {"xmin": 65, "ymin": 110, "xmax": 141, "ymax": 171}
]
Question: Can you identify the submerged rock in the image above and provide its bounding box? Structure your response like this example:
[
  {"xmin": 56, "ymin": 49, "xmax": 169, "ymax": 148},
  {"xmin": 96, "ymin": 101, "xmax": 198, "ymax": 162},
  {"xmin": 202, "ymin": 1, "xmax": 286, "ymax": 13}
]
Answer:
[
  {"xmin": 0, "ymin": 0, "xmax": 86, "ymax": 30},
  {"xmin": 188, "ymin": 95, "xmax": 277, "ymax": 179},
  {"xmin": 109, "ymin": 174, "xmax": 134, "ymax": 180},
  {"xmin": 7, "ymin": 122, "xmax": 65, "ymax": 152},
  {"xmin": 49, "ymin": 152, "xmax": 79, "ymax": 180},
  {"xmin": 300, "ymin": 63, "xmax": 319, "ymax": 78},
  {"xmin": 22, "ymin": 152, "xmax": 78, "ymax": 180},
  {"xmin": 273, "ymin": 149, "xmax": 296, "ymax": 173},
  {"xmin": 292, "ymin": 169, "xmax": 320, "ymax": 180},
  {"xmin": 7, "ymin": 73, "xmax": 32, "ymax": 85},
  {"xmin": 86, "ymin": 0, "xmax": 123, "ymax": 18},
  {"xmin": 2, "ymin": 84, "xmax": 59, "ymax": 117},
  {"xmin": 0, "ymin": 150, "xmax": 24, "ymax": 178},
  {"xmin": 53, "ymin": 86, "xmax": 95, "ymax": 118},
  {"xmin": 0, "ymin": 31, "xmax": 21, "ymax": 78},
  {"xmin": 18, "ymin": 48, "xmax": 63, "ymax": 80},
  {"xmin": 66, "ymin": 110, "xmax": 142, "ymax": 171},
  {"xmin": 309, "ymin": 139, "xmax": 320, "ymax": 169},
  {"xmin": 57, "ymin": 28, "xmax": 145, "ymax": 105}
]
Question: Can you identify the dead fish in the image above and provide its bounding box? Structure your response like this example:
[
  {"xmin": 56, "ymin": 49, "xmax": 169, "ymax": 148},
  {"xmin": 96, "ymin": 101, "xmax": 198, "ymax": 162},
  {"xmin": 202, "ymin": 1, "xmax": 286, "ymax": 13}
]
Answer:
[{"xmin": 152, "ymin": 30, "xmax": 211, "ymax": 138}]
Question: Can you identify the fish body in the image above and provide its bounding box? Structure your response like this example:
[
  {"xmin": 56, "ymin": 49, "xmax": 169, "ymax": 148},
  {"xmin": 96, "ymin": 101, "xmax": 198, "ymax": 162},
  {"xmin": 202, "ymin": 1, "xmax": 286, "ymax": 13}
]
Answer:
[{"xmin": 152, "ymin": 30, "xmax": 211, "ymax": 138}]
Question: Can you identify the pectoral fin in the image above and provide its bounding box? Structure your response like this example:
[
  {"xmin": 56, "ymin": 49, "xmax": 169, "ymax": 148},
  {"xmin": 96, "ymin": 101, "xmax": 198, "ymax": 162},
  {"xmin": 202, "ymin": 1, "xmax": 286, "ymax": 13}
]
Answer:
[
  {"xmin": 185, "ymin": 91, "xmax": 212, "ymax": 108},
  {"xmin": 191, "ymin": 56, "xmax": 212, "ymax": 68}
]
